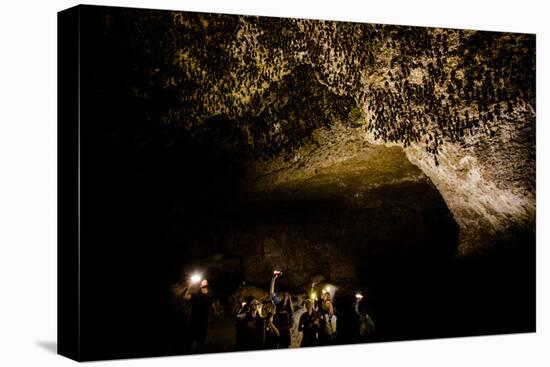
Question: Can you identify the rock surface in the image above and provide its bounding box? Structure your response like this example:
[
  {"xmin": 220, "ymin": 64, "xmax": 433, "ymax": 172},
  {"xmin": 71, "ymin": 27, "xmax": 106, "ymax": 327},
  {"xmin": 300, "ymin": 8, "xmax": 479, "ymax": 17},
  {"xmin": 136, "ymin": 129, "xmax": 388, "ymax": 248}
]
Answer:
[{"xmin": 116, "ymin": 9, "xmax": 535, "ymax": 255}]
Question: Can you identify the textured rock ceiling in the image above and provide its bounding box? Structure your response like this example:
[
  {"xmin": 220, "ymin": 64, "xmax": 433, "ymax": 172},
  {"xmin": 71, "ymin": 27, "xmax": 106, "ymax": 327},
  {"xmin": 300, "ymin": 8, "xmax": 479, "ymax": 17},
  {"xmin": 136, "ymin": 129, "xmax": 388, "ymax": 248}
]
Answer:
[{"xmin": 120, "ymin": 9, "xmax": 535, "ymax": 255}]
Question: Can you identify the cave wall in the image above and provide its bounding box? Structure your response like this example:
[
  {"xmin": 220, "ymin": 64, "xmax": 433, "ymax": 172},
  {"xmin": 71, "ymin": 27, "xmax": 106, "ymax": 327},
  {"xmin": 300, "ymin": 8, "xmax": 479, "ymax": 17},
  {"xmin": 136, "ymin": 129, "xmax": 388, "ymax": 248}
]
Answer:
[
  {"xmin": 249, "ymin": 115, "xmax": 535, "ymax": 255},
  {"xmin": 182, "ymin": 145, "xmax": 458, "ymax": 291},
  {"xmin": 403, "ymin": 107, "xmax": 535, "ymax": 254}
]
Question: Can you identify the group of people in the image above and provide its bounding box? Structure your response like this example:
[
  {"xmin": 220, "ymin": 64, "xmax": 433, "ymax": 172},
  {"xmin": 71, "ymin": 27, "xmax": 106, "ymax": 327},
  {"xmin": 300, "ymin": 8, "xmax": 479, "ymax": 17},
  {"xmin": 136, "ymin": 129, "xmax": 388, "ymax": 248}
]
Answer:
[
  {"xmin": 234, "ymin": 272, "xmax": 375, "ymax": 350},
  {"xmin": 173, "ymin": 272, "xmax": 376, "ymax": 354},
  {"xmin": 298, "ymin": 287, "xmax": 338, "ymax": 347},
  {"xmin": 235, "ymin": 272, "xmax": 295, "ymax": 350}
]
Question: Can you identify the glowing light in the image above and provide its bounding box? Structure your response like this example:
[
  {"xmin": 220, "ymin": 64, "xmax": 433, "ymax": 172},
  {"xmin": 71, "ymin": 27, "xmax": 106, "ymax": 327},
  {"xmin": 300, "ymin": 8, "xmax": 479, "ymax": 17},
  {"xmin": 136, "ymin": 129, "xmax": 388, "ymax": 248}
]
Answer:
[
  {"xmin": 273, "ymin": 270, "xmax": 282, "ymax": 276},
  {"xmin": 311, "ymin": 292, "xmax": 317, "ymax": 300},
  {"xmin": 241, "ymin": 302, "xmax": 246, "ymax": 307},
  {"xmin": 190, "ymin": 274, "xmax": 202, "ymax": 284},
  {"xmin": 355, "ymin": 293, "xmax": 363, "ymax": 300}
]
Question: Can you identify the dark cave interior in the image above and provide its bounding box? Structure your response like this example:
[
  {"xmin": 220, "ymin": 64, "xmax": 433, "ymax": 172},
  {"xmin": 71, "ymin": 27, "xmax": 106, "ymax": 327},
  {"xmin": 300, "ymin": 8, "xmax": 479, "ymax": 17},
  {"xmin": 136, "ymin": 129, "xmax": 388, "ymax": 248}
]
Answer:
[
  {"xmin": 67, "ymin": 5, "xmax": 535, "ymax": 361},
  {"xmin": 79, "ymin": 102, "xmax": 534, "ymax": 359}
]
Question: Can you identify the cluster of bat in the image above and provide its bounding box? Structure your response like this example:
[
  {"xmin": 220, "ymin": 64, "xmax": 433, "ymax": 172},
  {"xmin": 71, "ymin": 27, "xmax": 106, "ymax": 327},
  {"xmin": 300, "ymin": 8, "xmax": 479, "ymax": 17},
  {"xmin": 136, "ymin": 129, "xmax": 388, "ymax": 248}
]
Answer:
[{"xmin": 125, "ymin": 11, "xmax": 535, "ymax": 165}]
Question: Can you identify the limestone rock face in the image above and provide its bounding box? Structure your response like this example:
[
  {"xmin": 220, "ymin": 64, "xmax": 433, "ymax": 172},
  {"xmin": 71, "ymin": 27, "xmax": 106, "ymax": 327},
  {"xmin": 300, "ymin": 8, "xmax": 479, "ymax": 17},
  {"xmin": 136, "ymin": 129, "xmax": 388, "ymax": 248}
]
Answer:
[
  {"xmin": 247, "ymin": 111, "xmax": 535, "ymax": 255},
  {"xmin": 404, "ymin": 106, "xmax": 535, "ymax": 254}
]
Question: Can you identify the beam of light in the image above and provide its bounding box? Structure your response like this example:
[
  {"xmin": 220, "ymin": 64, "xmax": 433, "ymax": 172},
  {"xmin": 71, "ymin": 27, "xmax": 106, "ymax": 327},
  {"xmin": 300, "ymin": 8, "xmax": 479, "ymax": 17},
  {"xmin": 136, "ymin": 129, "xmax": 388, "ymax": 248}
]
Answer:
[
  {"xmin": 319, "ymin": 284, "xmax": 337, "ymax": 300},
  {"xmin": 190, "ymin": 273, "xmax": 202, "ymax": 284}
]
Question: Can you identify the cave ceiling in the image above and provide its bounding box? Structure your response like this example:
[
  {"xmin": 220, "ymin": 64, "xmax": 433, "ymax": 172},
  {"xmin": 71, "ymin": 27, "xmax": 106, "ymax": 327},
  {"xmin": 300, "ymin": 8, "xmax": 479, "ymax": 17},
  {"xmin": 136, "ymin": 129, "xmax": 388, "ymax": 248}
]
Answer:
[{"xmin": 115, "ymin": 9, "xmax": 535, "ymax": 254}]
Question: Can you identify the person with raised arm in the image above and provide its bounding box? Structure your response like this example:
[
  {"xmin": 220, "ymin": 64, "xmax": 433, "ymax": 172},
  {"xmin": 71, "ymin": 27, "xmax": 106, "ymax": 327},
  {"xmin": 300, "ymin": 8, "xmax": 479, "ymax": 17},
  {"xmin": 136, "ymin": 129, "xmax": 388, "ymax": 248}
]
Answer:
[{"xmin": 270, "ymin": 270, "xmax": 294, "ymax": 348}]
